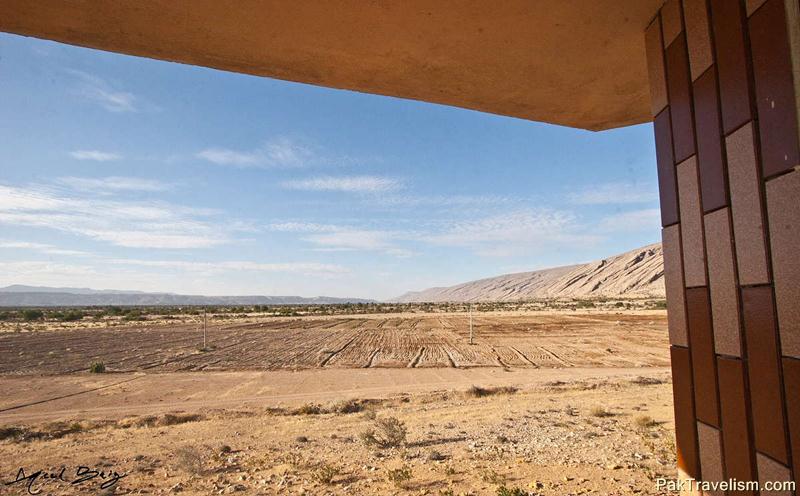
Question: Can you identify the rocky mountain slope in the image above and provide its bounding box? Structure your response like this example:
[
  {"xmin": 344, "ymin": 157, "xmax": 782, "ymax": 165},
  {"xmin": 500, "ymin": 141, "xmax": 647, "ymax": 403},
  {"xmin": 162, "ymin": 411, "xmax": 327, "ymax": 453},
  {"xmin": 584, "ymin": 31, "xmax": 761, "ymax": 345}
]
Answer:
[{"xmin": 394, "ymin": 243, "xmax": 664, "ymax": 302}]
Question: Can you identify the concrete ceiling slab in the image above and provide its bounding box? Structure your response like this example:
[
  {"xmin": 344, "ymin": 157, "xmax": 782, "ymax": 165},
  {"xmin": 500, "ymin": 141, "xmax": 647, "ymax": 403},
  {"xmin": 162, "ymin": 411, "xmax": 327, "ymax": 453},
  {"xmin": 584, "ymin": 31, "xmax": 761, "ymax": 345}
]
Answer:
[{"xmin": 0, "ymin": 1, "xmax": 664, "ymax": 130}]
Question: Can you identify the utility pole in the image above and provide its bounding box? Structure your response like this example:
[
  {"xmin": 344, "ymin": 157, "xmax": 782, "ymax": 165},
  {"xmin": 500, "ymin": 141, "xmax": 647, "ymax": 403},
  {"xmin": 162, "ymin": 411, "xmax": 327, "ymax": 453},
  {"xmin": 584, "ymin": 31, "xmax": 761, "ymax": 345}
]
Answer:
[
  {"xmin": 469, "ymin": 303, "xmax": 474, "ymax": 345},
  {"xmin": 203, "ymin": 307, "xmax": 207, "ymax": 349}
]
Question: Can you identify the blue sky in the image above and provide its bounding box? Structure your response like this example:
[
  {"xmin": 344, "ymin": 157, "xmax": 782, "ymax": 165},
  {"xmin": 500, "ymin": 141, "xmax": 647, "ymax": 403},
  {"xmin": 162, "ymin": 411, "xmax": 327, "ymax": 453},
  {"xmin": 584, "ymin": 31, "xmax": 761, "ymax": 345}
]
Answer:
[{"xmin": 0, "ymin": 33, "xmax": 660, "ymax": 300}]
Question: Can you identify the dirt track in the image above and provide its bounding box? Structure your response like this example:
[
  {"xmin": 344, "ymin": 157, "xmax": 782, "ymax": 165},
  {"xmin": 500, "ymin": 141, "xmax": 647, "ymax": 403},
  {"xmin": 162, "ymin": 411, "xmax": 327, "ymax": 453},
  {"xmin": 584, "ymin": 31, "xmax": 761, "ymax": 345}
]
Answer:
[{"xmin": 0, "ymin": 312, "xmax": 669, "ymax": 375}]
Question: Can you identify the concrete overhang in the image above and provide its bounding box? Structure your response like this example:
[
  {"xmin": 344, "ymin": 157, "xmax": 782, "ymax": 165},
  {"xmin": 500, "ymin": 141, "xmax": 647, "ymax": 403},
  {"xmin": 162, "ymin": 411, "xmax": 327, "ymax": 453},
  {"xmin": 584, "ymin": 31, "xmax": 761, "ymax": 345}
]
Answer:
[{"xmin": 0, "ymin": 1, "xmax": 664, "ymax": 131}]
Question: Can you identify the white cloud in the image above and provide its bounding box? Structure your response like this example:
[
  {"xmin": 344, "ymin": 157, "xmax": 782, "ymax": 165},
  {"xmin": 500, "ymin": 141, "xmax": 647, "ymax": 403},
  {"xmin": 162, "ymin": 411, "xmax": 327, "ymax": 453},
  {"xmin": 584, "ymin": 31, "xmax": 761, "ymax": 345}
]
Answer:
[
  {"xmin": 109, "ymin": 259, "xmax": 348, "ymax": 276},
  {"xmin": 196, "ymin": 136, "xmax": 313, "ymax": 168},
  {"xmin": 0, "ymin": 241, "xmax": 89, "ymax": 256},
  {"xmin": 421, "ymin": 209, "xmax": 600, "ymax": 257},
  {"xmin": 568, "ymin": 182, "xmax": 658, "ymax": 205},
  {"xmin": 267, "ymin": 222, "xmax": 340, "ymax": 233},
  {"xmin": 267, "ymin": 221, "xmax": 413, "ymax": 257},
  {"xmin": 69, "ymin": 150, "xmax": 121, "ymax": 162},
  {"xmin": 596, "ymin": 208, "xmax": 661, "ymax": 233},
  {"xmin": 0, "ymin": 183, "xmax": 227, "ymax": 249},
  {"xmin": 69, "ymin": 69, "xmax": 139, "ymax": 112},
  {"xmin": 57, "ymin": 176, "xmax": 170, "ymax": 193},
  {"xmin": 281, "ymin": 175, "xmax": 402, "ymax": 193}
]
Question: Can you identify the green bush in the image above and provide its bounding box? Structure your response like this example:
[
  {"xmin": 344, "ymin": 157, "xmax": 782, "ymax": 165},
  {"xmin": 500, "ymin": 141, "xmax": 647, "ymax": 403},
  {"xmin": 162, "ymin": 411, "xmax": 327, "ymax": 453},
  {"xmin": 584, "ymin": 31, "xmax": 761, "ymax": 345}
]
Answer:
[
  {"xmin": 89, "ymin": 362, "xmax": 106, "ymax": 373},
  {"xmin": 61, "ymin": 310, "xmax": 84, "ymax": 322},
  {"xmin": 22, "ymin": 309, "xmax": 44, "ymax": 321}
]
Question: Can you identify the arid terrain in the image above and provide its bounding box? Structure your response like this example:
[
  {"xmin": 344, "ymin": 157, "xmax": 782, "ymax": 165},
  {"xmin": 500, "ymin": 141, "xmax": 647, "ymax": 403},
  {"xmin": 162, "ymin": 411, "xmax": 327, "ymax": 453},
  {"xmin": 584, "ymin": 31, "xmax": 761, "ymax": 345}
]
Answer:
[{"xmin": 0, "ymin": 308, "xmax": 675, "ymax": 495}]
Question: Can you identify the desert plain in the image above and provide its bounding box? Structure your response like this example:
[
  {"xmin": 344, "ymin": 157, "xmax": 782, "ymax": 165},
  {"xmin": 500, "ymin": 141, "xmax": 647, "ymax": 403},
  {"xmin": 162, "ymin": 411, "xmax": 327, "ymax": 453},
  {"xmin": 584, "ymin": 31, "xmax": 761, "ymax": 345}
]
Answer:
[{"xmin": 0, "ymin": 305, "xmax": 677, "ymax": 495}]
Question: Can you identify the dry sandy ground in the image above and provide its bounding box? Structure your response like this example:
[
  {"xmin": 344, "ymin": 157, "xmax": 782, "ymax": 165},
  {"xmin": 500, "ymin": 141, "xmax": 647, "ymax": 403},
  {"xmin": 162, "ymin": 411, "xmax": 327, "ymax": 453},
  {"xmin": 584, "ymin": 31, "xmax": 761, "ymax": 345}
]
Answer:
[
  {"xmin": 0, "ymin": 312, "xmax": 675, "ymax": 495},
  {"xmin": 0, "ymin": 313, "xmax": 668, "ymax": 374}
]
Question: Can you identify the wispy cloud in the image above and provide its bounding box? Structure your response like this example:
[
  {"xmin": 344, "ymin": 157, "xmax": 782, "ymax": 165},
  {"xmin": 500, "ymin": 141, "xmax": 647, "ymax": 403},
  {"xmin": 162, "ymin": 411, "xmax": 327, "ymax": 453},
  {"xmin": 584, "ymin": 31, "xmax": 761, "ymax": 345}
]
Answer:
[
  {"xmin": 0, "ymin": 241, "xmax": 89, "ymax": 257},
  {"xmin": 196, "ymin": 137, "xmax": 313, "ymax": 168},
  {"xmin": 281, "ymin": 175, "xmax": 402, "ymax": 193},
  {"xmin": 57, "ymin": 176, "xmax": 170, "ymax": 193},
  {"xmin": 69, "ymin": 150, "xmax": 121, "ymax": 162},
  {"xmin": 0, "ymin": 183, "xmax": 226, "ymax": 249},
  {"xmin": 421, "ymin": 209, "xmax": 600, "ymax": 257},
  {"xmin": 596, "ymin": 208, "xmax": 661, "ymax": 232},
  {"xmin": 267, "ymin": 222, "xmax": 414, "ymax": 258},
  {"xmin": 110, "ymin": 259, "xmax": 348, "ymax": 276},
  {"xmin": 69, "ymin": 69, "xmax": 140, "ymax": 113},
  {"xmin": 568, "ymin": 182, "xmax": 657, "ymax": 205}
]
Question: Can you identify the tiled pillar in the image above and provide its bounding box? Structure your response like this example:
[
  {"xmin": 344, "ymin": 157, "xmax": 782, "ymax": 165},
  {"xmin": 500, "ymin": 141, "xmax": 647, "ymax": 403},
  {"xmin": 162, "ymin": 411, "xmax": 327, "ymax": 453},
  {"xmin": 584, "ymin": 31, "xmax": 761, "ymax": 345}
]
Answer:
[{"xmin": 646, "ymin": 0, "xmax": 800, "ymax": 490}]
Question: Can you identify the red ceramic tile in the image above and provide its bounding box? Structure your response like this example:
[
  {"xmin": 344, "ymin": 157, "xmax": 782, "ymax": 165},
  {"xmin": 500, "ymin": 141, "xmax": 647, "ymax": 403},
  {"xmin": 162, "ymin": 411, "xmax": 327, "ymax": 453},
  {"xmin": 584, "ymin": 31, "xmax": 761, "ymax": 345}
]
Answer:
[
  {"xmin": 756, "ymin": 454, "xmax": 793, "ymax": 495},
  {"xmin": 697, "ymin": 422, "xmax": 725, "ymax": 494},
  {"xmin": 664, "ymin": 225, "xmax": 689, "ymax": 346},
  {"xmin": 782, "ymin": 357, "xmax": 800, "ymax": 483},
  {"xmin": 749, "ymin": 0, "xmax": 800, "ymax": 178},
  {"xmin": 726, "ymin": 123, "xmax": 771, "ymax": 286},
  {"xmin": 646, "ymin": 17, "xmax": 669, "ymax": 116},
  {"xmin": 678, "ymin": 157, "xmax": 707, "ymax": 288},
  {"xmin": 667, "ymin": 35, "xmax": 697, "ymax": 163},
  {"xmin": 671, "ymin": 345, "xmax": 700, "ymax": 479},
  {"xmin": 717, "ymin": 356, "xmax": 757, "ymax": 490},
  {"xmin": 742, "ymin": 285, "xmax": 789, "ymax": 463},
  {"xmin": 704, "ymin": 208, "xmax": 741, "ymax": 357},
  {"xmin": 686, "ymin": 287, "xmax": 720, "ymax": 426},
  {"xmin": 710, "ymin": 0, "xmax": 753, "ymax": 134},
  {"xmin": 662, "ymin": 0, "xmax": 684, "ymax": 48},
  {"xmin": 766, "ymin": 171, "xmax": 800, "ymax": 359},
  {"xmin": 655, "ymin": 109, "xmax": 679, "ymax": 227},
  {"xmin": 683, "ymin": 0, "xmax": 714, "ymax": 81},
  {"xmin": 693, "ymin": 68, "xmax": 727, "ymax": 212}
]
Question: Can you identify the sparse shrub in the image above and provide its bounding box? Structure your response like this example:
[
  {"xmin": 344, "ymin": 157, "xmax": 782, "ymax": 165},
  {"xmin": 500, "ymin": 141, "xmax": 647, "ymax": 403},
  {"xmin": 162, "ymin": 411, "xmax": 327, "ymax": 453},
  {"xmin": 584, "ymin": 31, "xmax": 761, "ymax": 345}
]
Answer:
[
  {"xmin": 0, "ymin": 311, "xmax": 13, "ymax": 321},
  {"xmin": 89, "ymin": 361, "xmax": 106, "ymax": 373},
  {"xmin": 497, "ymin": 486, "xmax": 529, "ymax": 496},
  {"xmin": 0, "ymin": 427, "xmax": 26, "ymax": 441},
  {"xmin": 332, "ymin": 399, "xmax": 364, "ymax": 414},
  {"xmin": 439, "ymin": 489, "xmax": 455, "ymax": 496},
  {"xmin": 630, "ymin": 376, "xmax": 665, "ymax": 386},
  {"xmin": 158, "ymin": 413, "xmax": 202, "ymax": 426},
  {"xmin": 465, "ymin": 385, "xmax": 518, "ymax": 398},
  {"xmin": 310, "ymin": 462, "xmax": 340, "ymax": 484},
  {"xmin": 294, "ymin": 403, "xmax": 323, "ymax": 415},
  {"xmin": 361, "ymin": 409, "xmax": 377, "ymax": 421},
  {"xmin": 634, "ymin": 415, "xmax": 657, "ymax": 429},
  {"xmin": 386, "ymin": 465, "xmax": 412, "ymax": 487},
  {"xmin": 122, "ymin": 311, "xmax": 146, "ymax": 321},
  {"xmin": 480, "ymin": 468, "xmax": 506, "ymax": 485},
  {"xmin": 359, "ymin": 416, "xmax": 407, "ymax": 448},
  {"xmin": 22, "ymin": 309, "xmax": 43, "ymax": 321},
  {"xmin": 173, "ymin": 446, "xmax": 204, "ymax": 474},
  {"xmin": 60, "ymin": 310, "xmax": 84, "ymax": 322},
  {"xmin": 589, "ymin": 405, "xmax": 612, "ymax": 417}
]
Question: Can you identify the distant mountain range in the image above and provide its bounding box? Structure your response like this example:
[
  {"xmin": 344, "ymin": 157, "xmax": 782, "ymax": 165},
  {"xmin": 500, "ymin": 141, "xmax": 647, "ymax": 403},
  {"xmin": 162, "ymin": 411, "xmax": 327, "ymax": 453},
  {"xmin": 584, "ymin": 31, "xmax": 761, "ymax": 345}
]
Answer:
[
  {"xmin": 392, "ymin": 243, "xmax": 664, "ymax": 303},
  {"xmin": 0, "ymin": 285, "xmax": 375, "ymax": 307}
]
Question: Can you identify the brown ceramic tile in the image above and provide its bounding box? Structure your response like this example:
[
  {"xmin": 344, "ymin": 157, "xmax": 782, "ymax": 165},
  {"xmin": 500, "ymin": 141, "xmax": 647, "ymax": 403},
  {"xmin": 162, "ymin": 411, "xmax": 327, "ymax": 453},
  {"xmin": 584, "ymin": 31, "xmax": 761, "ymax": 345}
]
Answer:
[
  {"xmin": 767, "ymin": 170, "xmax": 800, "ymax": 359},
  {"xmin": 747, "ymin": 0, "xmax": 768, "ymax": 17},
  {"xmin": 704, "ymin": 208, "xmax": 741, "ymax": 357},
  {"xmin": 697, "ymin": 422, "xmax": 725, "ymax": 494},
  {"xmin": 667, "ymin": 36, "xmax": 697, "ymax": 163},
  {"xmin": 655, "ymin": 109, "xmax": 680, "ymax": 227},
  {"xmin": 756, "ymin": 453, "xmax": 793, "ymax": 495},
  {"xmin": 750, "ymin": 0, "xmax": 800, "ymax": 178},
  {"xmin": 742, "ymin": 285, "xmax": 789, "ymax": 463},
  {"xmin": 783, "ymin": 357, "xmax": 800, "ymax": 483},
  {"xmin": 671, "ymin": 346, "xmax": 700, "ymax": 479},
  {"xmin": 662, "ymin": 0, "xmax": 684, "ymax": 48},
  {"xmin": 647, "ymin": 18, "xmax": 669, "ymax": 116},
  {"xmin": 693, "ymin": 68, "xmax": 727, "ymax": 212},
  {"xmin": 725, "ymin": 123, "xmax": 770, "ymax": 285},
  {"xmin": 664, "ymin": 225, "xmax": 689, "ymax": 346},
  {"xmin": 686, "ymin": 287, "xmax": 720, "ymax": 426},
  {"xmin": 716, "ymin": 357, "xmax": 757, "ymax": 488},
  {"xmin": 678, "ymin": 157, "xmax": 707, "ymax": 287},
  {"xmin": 683, "ymin": 0, "xmax": 714, "ymax": 81},
  {"xmin": 710, "ymin": 0, "xmax": 753, "ymax": 134}
]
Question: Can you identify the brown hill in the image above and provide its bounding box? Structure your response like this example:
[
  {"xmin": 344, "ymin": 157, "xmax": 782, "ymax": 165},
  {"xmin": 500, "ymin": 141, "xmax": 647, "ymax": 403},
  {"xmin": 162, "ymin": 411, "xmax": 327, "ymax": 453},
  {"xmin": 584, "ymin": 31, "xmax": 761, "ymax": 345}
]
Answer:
[{"xmin": 393, "ymin": 243, "xmax": 664, "ymax": 302}]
